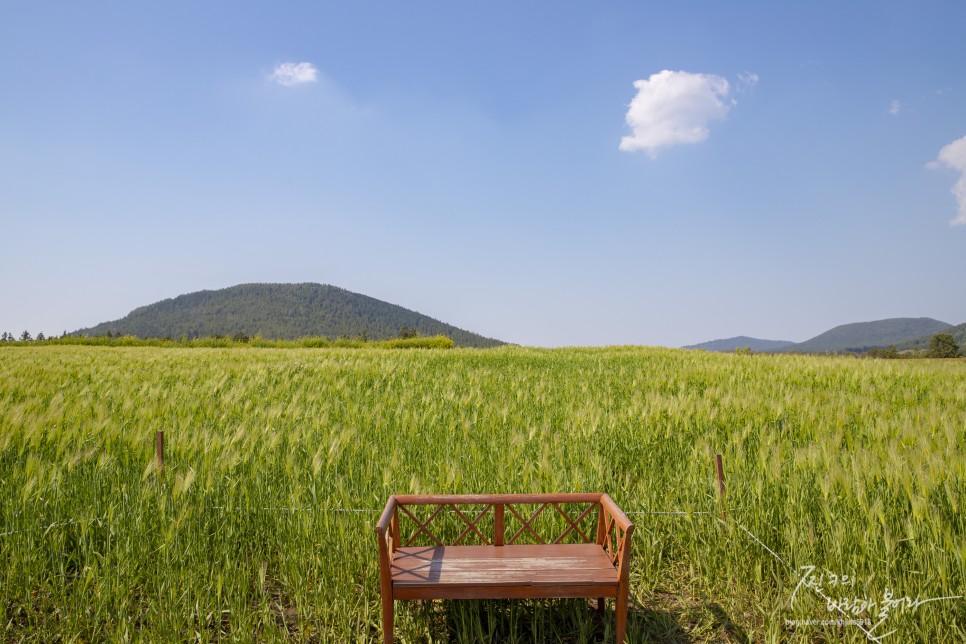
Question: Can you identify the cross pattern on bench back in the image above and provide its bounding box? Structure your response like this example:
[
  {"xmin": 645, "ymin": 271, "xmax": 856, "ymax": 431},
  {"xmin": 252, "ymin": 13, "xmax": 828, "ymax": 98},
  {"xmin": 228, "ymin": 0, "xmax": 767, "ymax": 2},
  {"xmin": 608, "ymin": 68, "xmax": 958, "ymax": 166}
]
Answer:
[
  {"xmin": 504, "ymin": 501, "xmax": 597, "ymax": 544},
  {"xmin": 394, "ymin": 499, "xmax": 601, "ymax": 547},
  {"xmin": 397, "ymin": 502, "xmax": 495, "ymax": 546}
]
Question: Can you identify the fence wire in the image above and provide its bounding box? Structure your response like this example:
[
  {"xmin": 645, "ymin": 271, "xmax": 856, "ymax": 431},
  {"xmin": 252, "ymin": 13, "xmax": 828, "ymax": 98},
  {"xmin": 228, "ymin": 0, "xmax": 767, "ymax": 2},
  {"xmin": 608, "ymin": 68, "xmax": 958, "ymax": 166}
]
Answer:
[{"xmin": 1, "ymin": 506, "xmax": 719, "ymax": 537}]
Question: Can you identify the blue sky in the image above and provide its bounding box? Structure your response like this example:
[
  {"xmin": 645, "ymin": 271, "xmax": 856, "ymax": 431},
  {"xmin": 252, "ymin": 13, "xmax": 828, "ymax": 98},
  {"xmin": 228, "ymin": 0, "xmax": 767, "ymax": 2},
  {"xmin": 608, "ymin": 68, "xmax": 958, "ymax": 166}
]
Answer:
[{"xmin": 2, "ymin": 1, "xmax": 965, "ymax": 346}]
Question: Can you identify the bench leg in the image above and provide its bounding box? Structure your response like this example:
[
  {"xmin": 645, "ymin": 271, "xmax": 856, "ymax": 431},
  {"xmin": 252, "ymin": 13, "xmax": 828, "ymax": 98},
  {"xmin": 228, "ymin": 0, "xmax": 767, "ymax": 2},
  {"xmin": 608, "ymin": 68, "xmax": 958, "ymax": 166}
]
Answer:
[
  {"xmin": 615, "ymin": 583, "xmax": 628, "ymax": 643},
  {"xmin": 381, "ymin": 594, "xmax": 394, "ymax": 644}
]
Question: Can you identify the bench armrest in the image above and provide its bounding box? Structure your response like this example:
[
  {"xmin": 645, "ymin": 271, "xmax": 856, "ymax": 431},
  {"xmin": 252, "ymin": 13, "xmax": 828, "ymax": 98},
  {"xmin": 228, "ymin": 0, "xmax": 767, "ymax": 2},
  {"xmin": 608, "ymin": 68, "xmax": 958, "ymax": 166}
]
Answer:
[
  {"xmin": 597, "ymin": 494, "xmax": 635, "ymax": 581},
  {"xmin": 600, "ymin": 494, "xmax": 633, "ymax": 532},
  {"xmin": 375, "ymin": 496, "xmax": 399, "ymax": 599},
  {"xmin": 375, "ymin": 496, "xmax": 397, "ymax": 537}
]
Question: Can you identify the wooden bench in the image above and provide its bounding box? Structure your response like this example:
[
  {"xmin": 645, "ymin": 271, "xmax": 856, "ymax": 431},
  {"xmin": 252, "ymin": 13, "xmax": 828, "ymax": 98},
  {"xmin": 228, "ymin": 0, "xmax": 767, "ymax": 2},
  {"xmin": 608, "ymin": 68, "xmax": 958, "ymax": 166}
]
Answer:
[{"xmin": 375, "ymin": 493, "xmax": 634, "ymax": 643}]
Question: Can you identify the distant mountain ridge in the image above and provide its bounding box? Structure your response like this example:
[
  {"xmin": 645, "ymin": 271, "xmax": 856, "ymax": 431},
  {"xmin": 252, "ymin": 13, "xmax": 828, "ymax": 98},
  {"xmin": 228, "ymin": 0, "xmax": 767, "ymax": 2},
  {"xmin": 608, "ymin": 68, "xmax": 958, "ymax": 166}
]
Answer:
[
  {"xmin": 73, "ymin": 283, "xmax": 504, "ymax": 348},
  {"xmin": 686, "ymin": 317, "xmax": 954, "ymax": 354},
  {"xmin": 683, "ymin": 336, "xmax": 796, "ymax": 352},
  {"xmin": 785, "ymin": 317, "xmax": 951, "ymax": 353}
]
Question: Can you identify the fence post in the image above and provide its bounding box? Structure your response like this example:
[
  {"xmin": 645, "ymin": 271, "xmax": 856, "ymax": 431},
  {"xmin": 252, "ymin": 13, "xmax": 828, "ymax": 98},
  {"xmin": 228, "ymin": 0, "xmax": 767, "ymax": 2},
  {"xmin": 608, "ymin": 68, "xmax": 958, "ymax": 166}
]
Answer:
[
  {"xmin": 715, "ymin": 453, "xmax": 726, "ymax": 522},
  {"xmin": 156, "ymin": 430, "xmax": 164, "ymax": 471}
]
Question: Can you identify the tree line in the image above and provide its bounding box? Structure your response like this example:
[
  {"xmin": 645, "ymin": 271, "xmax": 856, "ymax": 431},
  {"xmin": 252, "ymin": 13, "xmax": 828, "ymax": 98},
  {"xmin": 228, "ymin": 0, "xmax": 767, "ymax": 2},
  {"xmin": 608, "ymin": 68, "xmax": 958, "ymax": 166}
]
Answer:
[
  {"xmin": 1, "ymin": 331, "xmax": 49, "ymax": 342},
  {"xmin": 0, "ymin": 328, "xmax": 456, "ymax": 350},
  {"xmin": 864, "ymin": 333, "xmax": 962, "ymax": 359},
  {"xmin": 728, "ymin": 333, "xmax": 962, "ymax": 359}
]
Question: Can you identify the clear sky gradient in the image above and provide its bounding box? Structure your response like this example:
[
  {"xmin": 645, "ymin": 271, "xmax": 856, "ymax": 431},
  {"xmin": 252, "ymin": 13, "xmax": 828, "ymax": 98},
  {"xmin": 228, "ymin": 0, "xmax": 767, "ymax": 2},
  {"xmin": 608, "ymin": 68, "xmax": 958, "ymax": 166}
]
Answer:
[{"xmin": 2, "ymin": 1, "xmax": 965, "ymax": 346}]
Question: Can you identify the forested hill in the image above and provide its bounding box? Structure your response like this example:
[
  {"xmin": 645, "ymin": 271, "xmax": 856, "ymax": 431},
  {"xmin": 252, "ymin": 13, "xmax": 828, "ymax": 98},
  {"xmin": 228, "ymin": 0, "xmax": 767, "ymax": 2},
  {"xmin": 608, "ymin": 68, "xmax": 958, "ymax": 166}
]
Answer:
[
  {"xmin": 898, "ymin": 321, "xmax": 966, "ymax": 352},
  {"xmin": 685, "ymin": 318, "xmax": 957, "ymax": 354},
  {"xmin": 73, "ymin": 283, "xmax": 505, "ymax": 348},
  {"xmin": 786, "ymin": 317, "xmax": 951, "ymax": 353}
]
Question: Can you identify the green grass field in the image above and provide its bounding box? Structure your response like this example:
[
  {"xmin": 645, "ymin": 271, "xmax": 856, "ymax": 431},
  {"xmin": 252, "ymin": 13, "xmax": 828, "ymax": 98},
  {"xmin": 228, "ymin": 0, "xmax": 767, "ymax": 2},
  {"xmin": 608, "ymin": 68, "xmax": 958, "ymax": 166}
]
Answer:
[{"xmin": 1, "ymin": 346, "xmax": 964, "ymax": 642}]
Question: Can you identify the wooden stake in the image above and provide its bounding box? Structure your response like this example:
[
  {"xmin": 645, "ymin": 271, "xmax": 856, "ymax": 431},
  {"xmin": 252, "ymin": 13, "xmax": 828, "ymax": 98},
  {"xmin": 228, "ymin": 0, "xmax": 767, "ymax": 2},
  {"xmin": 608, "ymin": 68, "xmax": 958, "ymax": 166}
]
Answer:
[
  {"xmin": 715, "ymin": 453, "xmax": 726, "ymax": 521},
  {"xmin": 156, "ymin": 430, "xmax": 164, "ymax": 470}
]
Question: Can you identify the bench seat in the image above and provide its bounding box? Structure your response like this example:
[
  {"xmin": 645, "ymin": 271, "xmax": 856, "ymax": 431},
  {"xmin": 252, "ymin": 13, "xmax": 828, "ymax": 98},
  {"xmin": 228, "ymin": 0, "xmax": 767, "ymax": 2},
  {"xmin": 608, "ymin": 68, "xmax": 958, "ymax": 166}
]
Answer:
[{"xmin": 392, "ymin": 544, "xmax": 619, "ymax": 599}]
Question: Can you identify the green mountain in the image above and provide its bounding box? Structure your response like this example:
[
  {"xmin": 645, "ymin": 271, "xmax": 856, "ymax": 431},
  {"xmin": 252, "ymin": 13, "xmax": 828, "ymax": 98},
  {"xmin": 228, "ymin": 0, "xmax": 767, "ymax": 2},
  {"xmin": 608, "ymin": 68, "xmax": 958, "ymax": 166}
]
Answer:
[
  {"xmin": 683, "ymin": 336, "xmax": 796, "ymax": 352},
  {"xmin": 785, "ymin": 317, "xmax": 951, "ymax": 353},
  {"xmin": 73, "ymin": 283, "xmax": 505, "ymax": 348},
  {"xmin": 897, "ymin": 322, "xmax": 966, "ymax": 352}
]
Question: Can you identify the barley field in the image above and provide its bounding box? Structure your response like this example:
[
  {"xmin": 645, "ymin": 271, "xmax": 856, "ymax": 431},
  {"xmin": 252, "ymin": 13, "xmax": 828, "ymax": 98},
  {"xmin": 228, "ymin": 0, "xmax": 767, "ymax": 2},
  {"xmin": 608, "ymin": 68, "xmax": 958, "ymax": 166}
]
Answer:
[{"xmin": 1, "ymin": 346, "xmax": 964, "ymax": 642}]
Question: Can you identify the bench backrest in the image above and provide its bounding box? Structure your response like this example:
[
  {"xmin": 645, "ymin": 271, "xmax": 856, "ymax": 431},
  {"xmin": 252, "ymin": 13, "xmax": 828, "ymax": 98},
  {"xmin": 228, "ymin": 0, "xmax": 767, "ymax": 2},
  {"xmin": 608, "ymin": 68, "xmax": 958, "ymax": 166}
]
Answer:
[{"xmin": 375, "ymin": 493, "xmax": 634, "ymax": 578}]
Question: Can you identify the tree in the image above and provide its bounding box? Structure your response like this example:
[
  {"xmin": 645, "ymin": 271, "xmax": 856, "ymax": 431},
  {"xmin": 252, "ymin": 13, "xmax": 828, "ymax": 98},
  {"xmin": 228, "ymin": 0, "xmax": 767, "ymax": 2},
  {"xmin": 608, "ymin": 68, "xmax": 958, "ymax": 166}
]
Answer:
[
  {"xmin": 20, "ymin": 330, "xmax": 32, "ymax": 342},
  {"xmin": 399, "ymin": 326, "xmax": 419, "ymax": 339},
  {"xmin": 36, "ymin": 332, "xmax": 46, "ymax": 342},
  {"xmin": 0, "ymin": 332, "xmax": 7, "ymax": 342},
  {"xmin": 928, "ymin": 333, "xmax": 961, "ymax": 358}
]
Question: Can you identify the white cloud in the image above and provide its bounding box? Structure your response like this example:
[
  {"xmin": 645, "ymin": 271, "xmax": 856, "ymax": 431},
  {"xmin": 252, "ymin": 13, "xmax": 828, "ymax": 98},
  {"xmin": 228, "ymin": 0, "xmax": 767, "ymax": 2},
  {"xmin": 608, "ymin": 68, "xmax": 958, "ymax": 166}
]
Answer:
[
  {"xmin": 738, "ymin": 71, "xmax": 759, "ymax": 90},
  {"xmin": 889, "ymin": 99, "xmax": 901, "ymax": 116},
  {"xmin": 619, "ymin": 70, "xmax": 733, "ymax": 157},
  {"xmin": 930, "ymin": 134, "xmax": 966, "ymax": 226},
  {"xmin": 269, "ymin": 62, "xmax": 318, "ymax": 87}
]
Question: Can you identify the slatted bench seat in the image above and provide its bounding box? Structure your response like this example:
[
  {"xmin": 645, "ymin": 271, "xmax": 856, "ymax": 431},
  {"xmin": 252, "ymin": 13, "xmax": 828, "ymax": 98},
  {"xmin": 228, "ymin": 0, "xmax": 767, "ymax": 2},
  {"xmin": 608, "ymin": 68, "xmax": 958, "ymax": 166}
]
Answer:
[{"xmin": 375, "ymin": 493, "xmax": 634, "ymax": 643}]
